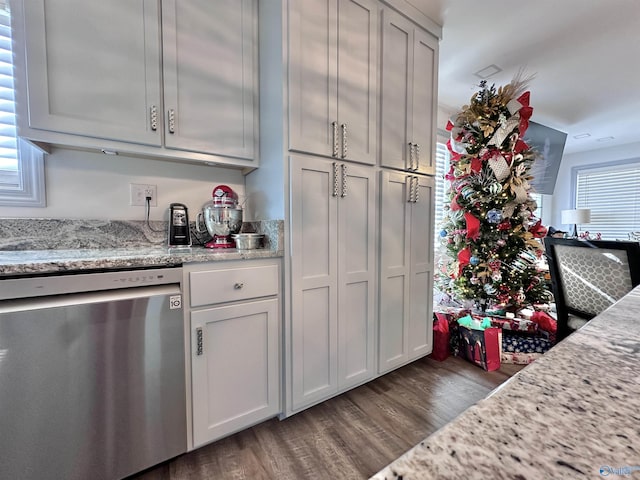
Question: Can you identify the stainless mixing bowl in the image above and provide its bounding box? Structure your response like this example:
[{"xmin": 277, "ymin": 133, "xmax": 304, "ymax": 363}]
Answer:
[
  {"xmin": 231, "ymin": 233, "xmax": 265, "ymax": 250},
  {"xmin": 196, "ymin": 204, "xmax": 243, "ymax": 238}
]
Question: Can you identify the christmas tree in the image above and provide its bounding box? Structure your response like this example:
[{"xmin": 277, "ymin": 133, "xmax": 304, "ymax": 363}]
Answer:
[{"xmin": 437, "ymin": 77, "xmax": 551, "ymax": 313}]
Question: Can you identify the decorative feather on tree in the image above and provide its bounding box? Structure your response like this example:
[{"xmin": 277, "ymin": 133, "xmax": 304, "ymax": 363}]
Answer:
[{"xmin": 437, "ymin": 76, "xmax": 551, "ymax": 312}]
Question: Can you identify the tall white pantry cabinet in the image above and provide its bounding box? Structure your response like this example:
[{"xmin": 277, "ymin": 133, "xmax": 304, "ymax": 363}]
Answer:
[{"xmin": 247, "ymin": 0, "xmax": 440, "ymax": 417}]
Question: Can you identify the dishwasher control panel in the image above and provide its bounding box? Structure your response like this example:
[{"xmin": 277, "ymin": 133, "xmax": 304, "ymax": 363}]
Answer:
[{"xmin": 0, "ymin": 267, "xmax": 183, "ymax": 301}]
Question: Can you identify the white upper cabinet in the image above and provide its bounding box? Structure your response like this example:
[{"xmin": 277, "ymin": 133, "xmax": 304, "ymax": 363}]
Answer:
[
  {"xmin": 21, "ymin": 0, "xmax": 162, "ymax": 145},
  {"xmin": 288, "ymin": 0, "xmax": 378, "ymax": 165},
  {"xmin": 14, "ymin": 0, "xmax": 257, "ymax": 165},
  {"xmin": 380, "ymin": 8, "xmax": 438, "ymax": 174},
  {"xmin": 162, "ymin": 0, "xmax": 256, "ymax": 159}
]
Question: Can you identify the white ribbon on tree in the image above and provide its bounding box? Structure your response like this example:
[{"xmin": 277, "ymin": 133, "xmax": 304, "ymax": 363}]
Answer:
[
  {"xmin": 488, "ymin": 154, "xmax": 511, "ymax": 181},
  {"xmin": 488, "ymin": 113, "xmax": 520, "ymax": 148}
]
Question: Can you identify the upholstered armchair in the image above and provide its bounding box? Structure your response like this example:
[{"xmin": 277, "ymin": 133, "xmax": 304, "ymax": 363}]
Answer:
[{"xmin": 543, "ymin": 238, "xmax": 640, "ymax": 342}]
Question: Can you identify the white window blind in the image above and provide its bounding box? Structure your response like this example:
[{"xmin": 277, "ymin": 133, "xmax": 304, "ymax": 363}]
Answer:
[
  {"xmin": 433, "ymin": 140, "xmax": 449, "ymax": 243},
  {"xmin": 0, "ymin": 11, "xmax": 17, "ymax": 179},
  {"xmin": 530, "ymin": 192, "xmax": 543, "ymax": 220},
  {"xmin": 0, "ymin": 5, "xmax": 45, "ymax": 207},
  {"xmin": 575, "ymin": 162, "xmax": 640, "ymax": 240}
]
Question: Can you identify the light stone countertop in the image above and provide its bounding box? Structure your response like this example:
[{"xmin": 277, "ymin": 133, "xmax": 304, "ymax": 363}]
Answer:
[
  {"xmin": 372, "ymin": 285, "xmax": 640, "ymax": 480},
  {"xmin": 0, "ymin": 218, "xmax": 284, "ymax": 276},
  {"xmin": 0, "ymin": 246, "xmax": 282, "ymax": 276}
]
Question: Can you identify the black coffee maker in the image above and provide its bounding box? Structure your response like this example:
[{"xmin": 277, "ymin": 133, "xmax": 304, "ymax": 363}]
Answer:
[{"xmin": 168, "ymin": 203, "xmax": 191, "ymax": 247}]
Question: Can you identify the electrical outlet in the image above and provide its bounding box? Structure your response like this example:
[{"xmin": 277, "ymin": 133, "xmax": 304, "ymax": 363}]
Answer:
[{"xmin": 130, "ymin": 183, "xmax": 157, "ymax": 206}]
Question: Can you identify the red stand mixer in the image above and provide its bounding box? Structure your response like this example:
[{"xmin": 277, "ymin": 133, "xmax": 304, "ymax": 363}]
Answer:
[{"xmin": 196, "ymin": 185, "xmax": 243, "ymax": 248}]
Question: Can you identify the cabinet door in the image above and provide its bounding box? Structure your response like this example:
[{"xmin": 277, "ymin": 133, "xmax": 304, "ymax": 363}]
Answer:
[
  {"xmin": 336, "ymin": 0, "xmax": 378, "ymax": 165},
  {"xmin": 410, "ymin": 30, "xmax": 438, "ymax": 175},
  {"xmin": 290, "ymin": 156, "xmax": 339, "ymax": 410},
  {"xmin": 337, "ymin": 163, "xmax": 376, "ymax": 389},
  {"xmin": 162, "ymin": 0, "xmax": 257, "ymax": 159},
  {"xmin": 379, "ymin": 9, "xmax": 412, "ymax": 171},
  {"xmin": 288, "ymin": 0, "xmax": 338, "ymax": 157},
  {"xmin": 23, "ymin": 0, "xmax": 161, "ymax": 145},
  {"xmin": 191, "ymin": 299, "xmax": 279, "ymax": 448},
  {"xmin": 378, "ymin": 171, "xmax": 412, "ymax": 373},
  {"xmin": 408, "ymin": 176, "xmax": 435, "ymax": 358}
]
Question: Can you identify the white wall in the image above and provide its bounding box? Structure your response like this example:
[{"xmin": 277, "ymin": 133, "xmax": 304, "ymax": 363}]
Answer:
[
  {"xmin": 549, "ymin": 141, "xmax": 640, "ymax": 230},
  {"xmin": 0, "ymin": 148, "xmax": 245, "ymax": 221}
]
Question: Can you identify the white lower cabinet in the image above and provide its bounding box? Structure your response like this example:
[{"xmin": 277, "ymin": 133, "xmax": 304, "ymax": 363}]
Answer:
[
  {"xmin": 185, "ymin": 259, "xmax": 280, "ymax": 448},
  {"xmin": 379, "ymin": 171, "xmax": 434, "ymax": 374}
]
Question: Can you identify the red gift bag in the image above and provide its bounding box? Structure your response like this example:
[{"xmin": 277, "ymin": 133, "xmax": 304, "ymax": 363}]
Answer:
[
  {"xmin": 430, "ymin": 313, "xmax": 450, "ymax": 361},
  {"xmin": 458, "ymin": 326, "xmax": 502, "ymax": 371}
]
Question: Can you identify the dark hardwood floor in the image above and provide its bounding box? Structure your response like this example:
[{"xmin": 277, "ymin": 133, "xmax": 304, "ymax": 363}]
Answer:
[{"xmin": 130, "ymin": 356, "xmax": 523, "ymax": 480}]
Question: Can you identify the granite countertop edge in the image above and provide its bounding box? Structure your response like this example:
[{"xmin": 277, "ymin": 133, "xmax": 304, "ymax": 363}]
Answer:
[
  {"xmin": 371, "ymin": 285, "xmax": 640, "ymax": 480},
  {"xmin": 0, "ymin": 246, "xmax": 284, "ymax": 276}
]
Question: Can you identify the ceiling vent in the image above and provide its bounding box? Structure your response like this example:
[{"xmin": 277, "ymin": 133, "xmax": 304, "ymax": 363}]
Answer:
[{"xmin": 473, "ymin": 64, "xmax": 502, "ymax": 79}]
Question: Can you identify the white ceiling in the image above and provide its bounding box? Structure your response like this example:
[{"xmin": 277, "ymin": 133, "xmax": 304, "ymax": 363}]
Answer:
[{"xmin": 408, "ymin": 0, "xmax": 640, "ymax": 154}]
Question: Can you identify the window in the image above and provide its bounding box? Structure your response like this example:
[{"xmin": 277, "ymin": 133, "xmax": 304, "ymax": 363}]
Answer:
[
  {"xmin": 0, "ymin": 4, "xmax": 45, "ymax": 207},
  {"xmin": 433, "ymin": 135, "xmax": 449, "ymax": 243},
  {"xmin": 574, "ymin": 160, "xmax": 640, "ymax": 240},
  {"xmin": 530, "ymin": 192, "xmax": 543, "ymax": 221}
]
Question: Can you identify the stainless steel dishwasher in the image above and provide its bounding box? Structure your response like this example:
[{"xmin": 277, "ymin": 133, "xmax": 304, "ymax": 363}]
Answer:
[{"xmin": 0, "ymin": 267, "xmax": 187, "ymax": 480}]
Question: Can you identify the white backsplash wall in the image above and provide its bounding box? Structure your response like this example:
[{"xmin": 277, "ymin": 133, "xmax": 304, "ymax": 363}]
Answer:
[{"xmin": 0, "ymin": 147, "xmax": 245, "ymax": 221}]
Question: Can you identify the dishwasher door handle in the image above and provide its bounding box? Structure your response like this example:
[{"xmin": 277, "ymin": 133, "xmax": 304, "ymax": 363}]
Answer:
[{"xmin": 0, "ymin": 284, "xmax": 181, "ymax": 314}]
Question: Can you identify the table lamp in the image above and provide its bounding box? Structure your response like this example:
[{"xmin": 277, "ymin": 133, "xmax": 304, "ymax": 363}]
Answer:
[{"xmin": 561, "ymin": 208, "xmax": 591, "ymax": 238}]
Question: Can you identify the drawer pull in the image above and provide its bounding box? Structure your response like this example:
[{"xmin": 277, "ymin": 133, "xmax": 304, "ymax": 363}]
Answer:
[{"xmin": 234, "ymin": 282, "xmax": 244, "ymax": 290}]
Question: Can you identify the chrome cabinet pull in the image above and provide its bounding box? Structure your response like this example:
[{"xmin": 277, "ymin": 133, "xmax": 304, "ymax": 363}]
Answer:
[
  {"xmin": 150, "ymin": 105, "xmax": 158, "ymax": 131},
  {"xmin": 341, "ymin": 163, "xmax": 347, "ymax": 197},
  {"xmin": 415, "ymin": 143, "xmax": 420, "ymax": 171},
  {"xmin": 406, "ymin": 175, "xmax": 413, "ymax": 203},
  {"xmin": 413, "ymin": 176, "xmax": 419, "ymax": 203},
  {"xmin": 341, "ymin": 123, "xmax": 347, "ymax": 159},
  {"xmin": 332, "ymin": 121, "xmax": 339, "ymax": 157},
  {"xmin": 332, "ymin": 162, "xmax": 339, "ymax": 197},
  {"xmin": 408, "ymin": 142, "xmax": 413, "ymax": 170},
  {"xmin": 168, "ymin": 109, "xmax": 176, "ymax": 134},
  {"xmin": 234, "ymin": 282, "xmax": 244, "ymax": 289},
  {"xmin": 196, "ymin": 327, "xmax": 203, "ymax": 356}
]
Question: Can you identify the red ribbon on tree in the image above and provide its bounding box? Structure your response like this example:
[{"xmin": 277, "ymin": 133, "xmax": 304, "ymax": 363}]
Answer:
[
  {"xmin": 464, "ymin": 212, "xmax": 481, "ymax": 240},
  {"xmin": 451, "ymin": 194, "xmax": 462, "ymax": 211},
  {"xmin": 513, "ymin": 138, "xmax": 530, "ymax": 153},
  {"xmin": 529, "ymin": 219, "xmax": 547, "ymax": 238},
  {"xmin": 457, "ymin": 247, "xmax": 471, "ymax": 276},
  {"xmin": 516, "ymin": 92, "xmax": 533, "ymax": 134}
]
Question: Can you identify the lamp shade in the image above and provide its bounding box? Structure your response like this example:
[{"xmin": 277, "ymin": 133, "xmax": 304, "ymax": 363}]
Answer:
[{"xmin": 561, "ymin": 208, "xmax": 591, "ymax": 224}]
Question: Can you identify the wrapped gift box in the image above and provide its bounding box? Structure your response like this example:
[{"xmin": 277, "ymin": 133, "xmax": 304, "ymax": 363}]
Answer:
[
  {"xmin": 483, "ymin": 315, "xmax": 539, "ymax": 334},
  {"xmin": 501, "ymin": 351, "xmax": 544, "ymax": 365},
  {"xmin": 502, "ymin": 331, "xmax": 552, "ymax": 354}
]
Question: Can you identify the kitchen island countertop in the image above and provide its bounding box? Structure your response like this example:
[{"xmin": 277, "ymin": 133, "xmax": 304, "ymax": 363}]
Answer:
[
  {"xmin": 0, "ymin": 246, "xmax": 282, "ymax": 276},
  {"xmin": 372, "ymin": 285, "xmax": 640, "ymax": 479}
]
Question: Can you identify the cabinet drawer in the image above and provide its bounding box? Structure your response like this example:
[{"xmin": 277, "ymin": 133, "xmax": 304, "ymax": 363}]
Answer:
[{"xmin": 190, "ymin": 264, "xmax": 279, "ymax": 307}]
